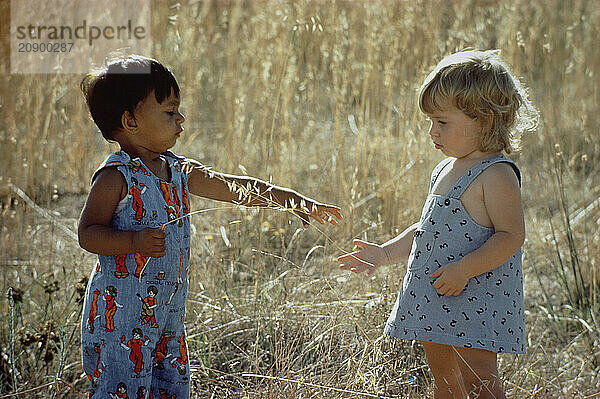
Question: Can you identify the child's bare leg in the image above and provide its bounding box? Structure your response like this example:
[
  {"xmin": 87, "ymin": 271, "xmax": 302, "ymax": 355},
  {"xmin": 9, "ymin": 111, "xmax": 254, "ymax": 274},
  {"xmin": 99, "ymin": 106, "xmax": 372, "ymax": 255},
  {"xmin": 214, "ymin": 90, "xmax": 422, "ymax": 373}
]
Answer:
[
  {"xmin": 454, "ymin": 347, "xmax": 505, "ymax": 399},
  {"xmin": 421, "ymin": 342, "xmax": 468, "ymax": 399}
]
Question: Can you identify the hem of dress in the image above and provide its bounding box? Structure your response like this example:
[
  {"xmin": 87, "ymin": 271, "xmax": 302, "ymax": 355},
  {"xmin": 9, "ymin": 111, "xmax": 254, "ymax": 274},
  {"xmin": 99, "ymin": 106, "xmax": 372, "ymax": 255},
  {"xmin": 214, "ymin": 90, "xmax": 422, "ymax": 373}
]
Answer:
[{"xmin": 384, "ymin": 322, "xmax": 525, "ymax": 354}]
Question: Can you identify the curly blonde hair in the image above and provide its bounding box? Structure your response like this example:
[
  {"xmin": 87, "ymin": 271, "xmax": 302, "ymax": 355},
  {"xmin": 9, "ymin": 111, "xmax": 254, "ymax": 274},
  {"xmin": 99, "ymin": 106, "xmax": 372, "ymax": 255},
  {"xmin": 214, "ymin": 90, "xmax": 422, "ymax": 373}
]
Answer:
[{"xmin": 419, "ymin": 50, "xmax": 538, "ymax": 154}]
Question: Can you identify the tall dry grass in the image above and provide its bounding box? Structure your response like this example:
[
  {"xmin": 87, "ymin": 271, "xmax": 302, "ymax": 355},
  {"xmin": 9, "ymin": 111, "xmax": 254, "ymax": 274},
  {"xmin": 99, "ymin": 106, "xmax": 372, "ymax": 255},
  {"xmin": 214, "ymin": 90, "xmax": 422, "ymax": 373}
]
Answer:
[{"xmin": 1, "ymin": 0, "xmax": 599, "ymax": 397}]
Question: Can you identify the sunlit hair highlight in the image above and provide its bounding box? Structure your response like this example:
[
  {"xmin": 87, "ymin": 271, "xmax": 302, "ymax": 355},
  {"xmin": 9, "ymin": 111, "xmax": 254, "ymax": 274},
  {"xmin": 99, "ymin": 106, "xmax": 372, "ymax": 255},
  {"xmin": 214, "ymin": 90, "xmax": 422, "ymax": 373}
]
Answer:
[{"xmin": 419, "ymin": 49, "xmax": 538, "ymax": 154}]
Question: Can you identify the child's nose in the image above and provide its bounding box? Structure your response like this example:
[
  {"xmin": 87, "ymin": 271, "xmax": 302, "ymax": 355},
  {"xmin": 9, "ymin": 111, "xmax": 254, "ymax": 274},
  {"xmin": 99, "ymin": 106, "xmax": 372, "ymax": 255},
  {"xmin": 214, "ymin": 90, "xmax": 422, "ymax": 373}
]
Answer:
[
  {"xmin": 177, "ymin": 112, "xmax": 185, "ymax": 124},
  {"xmin": 429, "ymin": 125, "xmax": 438, "ymax": 137}
]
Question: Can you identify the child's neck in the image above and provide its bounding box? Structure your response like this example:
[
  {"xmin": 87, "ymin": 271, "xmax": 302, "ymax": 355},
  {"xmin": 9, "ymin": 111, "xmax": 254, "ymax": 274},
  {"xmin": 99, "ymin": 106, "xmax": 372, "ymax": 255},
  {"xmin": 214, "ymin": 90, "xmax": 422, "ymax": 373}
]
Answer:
[
  {"xmin": 113, "ymin": 130, "xmax": 165, "ymax": 164},
  {"xmin": 119, "ymin": 145, "xmax": 170, "ymax": 181},
  {"xmin": 119, "ymin": 146, "xmax": 159, "ymax": 162},
  {"xmin": 455, "ymin": 149, "xmax": 501, "ymax": 163}
]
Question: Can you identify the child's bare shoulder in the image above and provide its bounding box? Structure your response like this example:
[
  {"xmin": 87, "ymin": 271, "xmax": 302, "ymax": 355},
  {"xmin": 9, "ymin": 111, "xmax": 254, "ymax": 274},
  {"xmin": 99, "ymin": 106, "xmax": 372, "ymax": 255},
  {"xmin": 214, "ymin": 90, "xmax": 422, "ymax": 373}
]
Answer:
[
  {"xmin": 482, "ymin": 162, "xmax": 519, "ymax": 184},
  {"xmin": 91, "ymin": 166, "xmax": 127, "ymax": 200},
  {"xmin": 479, "ymin": 162, "xmax": 521, "ymax": 196},
  {"xmin": 80, "ymin": 167, "xmax": 127, "ymax": 228}
]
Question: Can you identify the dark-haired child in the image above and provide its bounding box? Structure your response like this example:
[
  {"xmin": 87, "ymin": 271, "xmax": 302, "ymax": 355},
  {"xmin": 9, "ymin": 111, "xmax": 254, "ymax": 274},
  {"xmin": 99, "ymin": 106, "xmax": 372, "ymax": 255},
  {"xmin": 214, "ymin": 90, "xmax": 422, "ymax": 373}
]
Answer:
[{"xmin": 79, "ymin": 55, "xmax": 342, "ymax": 398}]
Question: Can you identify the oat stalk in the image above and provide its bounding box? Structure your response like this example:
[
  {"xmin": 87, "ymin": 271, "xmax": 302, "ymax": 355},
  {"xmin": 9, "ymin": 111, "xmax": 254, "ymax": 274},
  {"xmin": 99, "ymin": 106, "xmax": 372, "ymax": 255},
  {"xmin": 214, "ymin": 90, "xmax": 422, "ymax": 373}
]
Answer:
[{"xmin": 7, "ymin": 288, "xmax": 18, "ymax": 394}]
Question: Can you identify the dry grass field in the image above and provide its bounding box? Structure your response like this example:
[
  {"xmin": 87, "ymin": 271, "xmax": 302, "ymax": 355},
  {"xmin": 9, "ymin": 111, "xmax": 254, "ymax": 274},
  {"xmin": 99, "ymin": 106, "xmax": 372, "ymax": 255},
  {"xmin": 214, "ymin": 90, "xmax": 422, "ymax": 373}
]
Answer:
[{"xmin": 1, "ymin": 0, "xmax": 599, "ymax": 397}]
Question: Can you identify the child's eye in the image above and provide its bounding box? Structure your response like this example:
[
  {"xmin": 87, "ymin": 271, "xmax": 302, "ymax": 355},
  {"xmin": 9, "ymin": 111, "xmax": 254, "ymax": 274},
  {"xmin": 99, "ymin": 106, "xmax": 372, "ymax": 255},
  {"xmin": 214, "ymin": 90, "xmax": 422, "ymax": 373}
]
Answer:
[{"xmin": 426, "ymin": 117, "xmax": 446, "ymax": 125}]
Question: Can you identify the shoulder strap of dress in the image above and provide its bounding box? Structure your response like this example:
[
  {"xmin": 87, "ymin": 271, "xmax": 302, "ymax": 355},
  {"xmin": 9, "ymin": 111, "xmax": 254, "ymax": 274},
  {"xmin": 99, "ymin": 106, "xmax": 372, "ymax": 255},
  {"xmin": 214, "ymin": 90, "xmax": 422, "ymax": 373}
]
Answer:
[
  {"xmin": 162, "ymin": 150, "xmax": 185, "ymax": 162},
  {"xmin": 447, "ymin": 155, "xmax": 521, "ymax": 198},
  {"xmin": 429, "ymin": 158, "xmax": 453, "ymax": 194},
  {"xmin": 91, "ymin": 151, "xmax": 132, "ymax": 185},
  {"xmin": 162, "ymin": 151, "xmax": 192, "ymax": 178}
]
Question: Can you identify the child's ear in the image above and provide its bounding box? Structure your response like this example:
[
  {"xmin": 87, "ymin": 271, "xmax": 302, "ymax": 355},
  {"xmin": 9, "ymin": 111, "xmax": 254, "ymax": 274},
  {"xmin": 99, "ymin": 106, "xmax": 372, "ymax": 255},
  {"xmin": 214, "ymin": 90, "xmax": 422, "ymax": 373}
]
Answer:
[{"xmin": 121, "ymin": 110, "xmax": 138, "ymax": 132}]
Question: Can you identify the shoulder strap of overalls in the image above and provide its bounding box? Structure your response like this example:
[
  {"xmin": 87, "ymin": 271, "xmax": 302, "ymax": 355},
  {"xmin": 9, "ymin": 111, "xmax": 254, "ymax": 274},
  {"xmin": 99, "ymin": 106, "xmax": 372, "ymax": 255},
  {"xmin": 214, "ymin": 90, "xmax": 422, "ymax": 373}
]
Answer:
[
  {"xmin": 429, "ymin": 158, "xmax": 454, "ymax": 194},
  {"xmin": 447, "ymin": 155, "xmax": 521, "ymax": 198},
  {"xmin": 91, "ymin": 151, "xmax": 133, "ymax": 185}
]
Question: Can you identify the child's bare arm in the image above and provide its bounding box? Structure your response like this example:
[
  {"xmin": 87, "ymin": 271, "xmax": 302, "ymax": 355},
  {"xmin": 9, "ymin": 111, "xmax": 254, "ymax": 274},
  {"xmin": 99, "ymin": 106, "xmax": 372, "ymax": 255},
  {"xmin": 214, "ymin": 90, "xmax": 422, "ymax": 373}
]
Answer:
[
  {"xmin": 78, "ymin": 167, "xmax": 166, "ymax": 256},
  {"xmin": 186, "ymin": 161, "xmax": 342, "ymax": 226},
  {"xmin": 431, "ymin": 163, "xmax": 525, "ymax": 296},
  {"xmin": 338, "ymin": 222, "xmax": 418, "ymax": 274},
  {"xmin": 382, "ymin": 222, "xmax": 420, "ymax": 263}
]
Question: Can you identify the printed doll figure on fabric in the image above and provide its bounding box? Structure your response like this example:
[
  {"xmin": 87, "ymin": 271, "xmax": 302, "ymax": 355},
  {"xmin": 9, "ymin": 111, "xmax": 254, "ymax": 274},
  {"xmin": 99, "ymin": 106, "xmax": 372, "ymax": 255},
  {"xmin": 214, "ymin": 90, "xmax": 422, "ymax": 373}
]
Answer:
[
  {"xmin": 337, "ymin": 49, "xmax": 538, "ymax": 399},
  {"xmin": 78, "ymin": 55, "xmax": 343, "ymax": 399}
]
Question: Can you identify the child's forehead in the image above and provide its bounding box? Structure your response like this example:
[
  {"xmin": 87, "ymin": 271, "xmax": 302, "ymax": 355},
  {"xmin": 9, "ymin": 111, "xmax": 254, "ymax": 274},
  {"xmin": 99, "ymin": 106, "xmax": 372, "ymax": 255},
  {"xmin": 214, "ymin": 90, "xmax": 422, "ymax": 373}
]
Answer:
[
  {"xmin": 161, "ymin": 98, "xmax": 180, "ymax": 108},
  {"xmin": 161, "ymin": 92, "xmax": 180, "ymax": 105},
  {"xmin": 139, "ymin": 89, "xmax": 180, "ymax": 108},
  {"xmin": 425, "ymin": 107, "xmax": 459, "ymax": 118},
  {"xmin": 422, "ymin": 93, "xmax": 456, "ymax": 113}
]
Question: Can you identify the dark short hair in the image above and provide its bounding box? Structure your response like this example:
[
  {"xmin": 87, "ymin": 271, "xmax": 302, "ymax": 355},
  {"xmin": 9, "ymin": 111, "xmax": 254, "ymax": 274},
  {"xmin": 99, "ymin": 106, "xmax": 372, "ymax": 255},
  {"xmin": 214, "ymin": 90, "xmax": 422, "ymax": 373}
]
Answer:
[{"xmin": 81, "ymin": 55, "xmax": 180, "ymax": 141}]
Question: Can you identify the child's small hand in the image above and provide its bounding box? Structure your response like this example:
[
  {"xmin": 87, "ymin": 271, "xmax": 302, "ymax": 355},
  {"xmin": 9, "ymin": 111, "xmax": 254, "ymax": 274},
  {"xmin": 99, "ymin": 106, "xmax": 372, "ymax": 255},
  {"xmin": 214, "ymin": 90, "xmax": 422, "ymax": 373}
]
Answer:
[
  {"xmin": 430, "ymin": 261, "xmax": 469, "ymax": 296},
  {"xmin": 296, "ymin": 202, "xmax": 343, "ymax": 228},
  {"xmin": 132, "ymin": 228, "xmax": 166, "ymax": 257},
  {"xmin": 337, "ymin": 239, "xmax": 386, "ymax": 275}
]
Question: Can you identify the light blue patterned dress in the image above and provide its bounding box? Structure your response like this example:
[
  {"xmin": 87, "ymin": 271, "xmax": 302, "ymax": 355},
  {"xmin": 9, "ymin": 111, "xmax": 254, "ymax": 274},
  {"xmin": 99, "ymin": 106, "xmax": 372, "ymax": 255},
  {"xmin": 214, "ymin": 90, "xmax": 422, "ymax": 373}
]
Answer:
[{"xmin": 384, "ymin": 155, "xmax": 526, "ymax": 354}]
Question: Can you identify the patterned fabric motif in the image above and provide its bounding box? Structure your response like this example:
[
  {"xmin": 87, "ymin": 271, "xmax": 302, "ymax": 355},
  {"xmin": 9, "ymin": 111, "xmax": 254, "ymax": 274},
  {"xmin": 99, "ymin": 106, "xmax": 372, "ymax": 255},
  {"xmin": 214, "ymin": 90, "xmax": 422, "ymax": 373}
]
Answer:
[
  {"xmin": 384, "ymin": 155, "xmax": 526, "ymax": 354},
  {"xmin": 81, "ymin": 150, "xmax": 192, "ymax": 398}
]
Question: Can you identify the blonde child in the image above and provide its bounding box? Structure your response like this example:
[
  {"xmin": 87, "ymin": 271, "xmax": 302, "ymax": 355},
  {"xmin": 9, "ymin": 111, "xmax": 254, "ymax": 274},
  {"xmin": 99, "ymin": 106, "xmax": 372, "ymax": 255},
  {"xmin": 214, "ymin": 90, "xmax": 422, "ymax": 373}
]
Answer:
[
  {"xmin": 338, "ymin": 50, "xmax": 537, "ymax": 398},
  {"xmin": 78, "ymin": 55, "xmax": 342, "ymax": 398}
]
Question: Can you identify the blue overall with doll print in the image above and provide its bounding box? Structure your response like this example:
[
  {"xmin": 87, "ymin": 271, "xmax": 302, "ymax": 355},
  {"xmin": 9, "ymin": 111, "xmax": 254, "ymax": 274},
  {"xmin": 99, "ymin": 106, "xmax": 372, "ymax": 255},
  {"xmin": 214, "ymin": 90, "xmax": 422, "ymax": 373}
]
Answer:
[
  {"xmin": 78, "ymin": 54, "xmax": 342, "ymax": 399},
  {"xmin": 81, "ymin": 150, "xmax": 192, "ymax": 399}
]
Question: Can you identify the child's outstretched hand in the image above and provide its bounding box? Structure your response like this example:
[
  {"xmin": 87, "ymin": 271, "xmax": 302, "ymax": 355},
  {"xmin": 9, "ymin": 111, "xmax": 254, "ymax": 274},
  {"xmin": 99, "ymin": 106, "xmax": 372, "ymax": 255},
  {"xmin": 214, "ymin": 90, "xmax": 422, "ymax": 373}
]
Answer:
[
  {"xmin": 337, "ymin": 239, "xmax": 387, "ymax": 275},
  {"xmin": 295, "ymin": 202, "xmax": 343, "ymax": 228}
]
